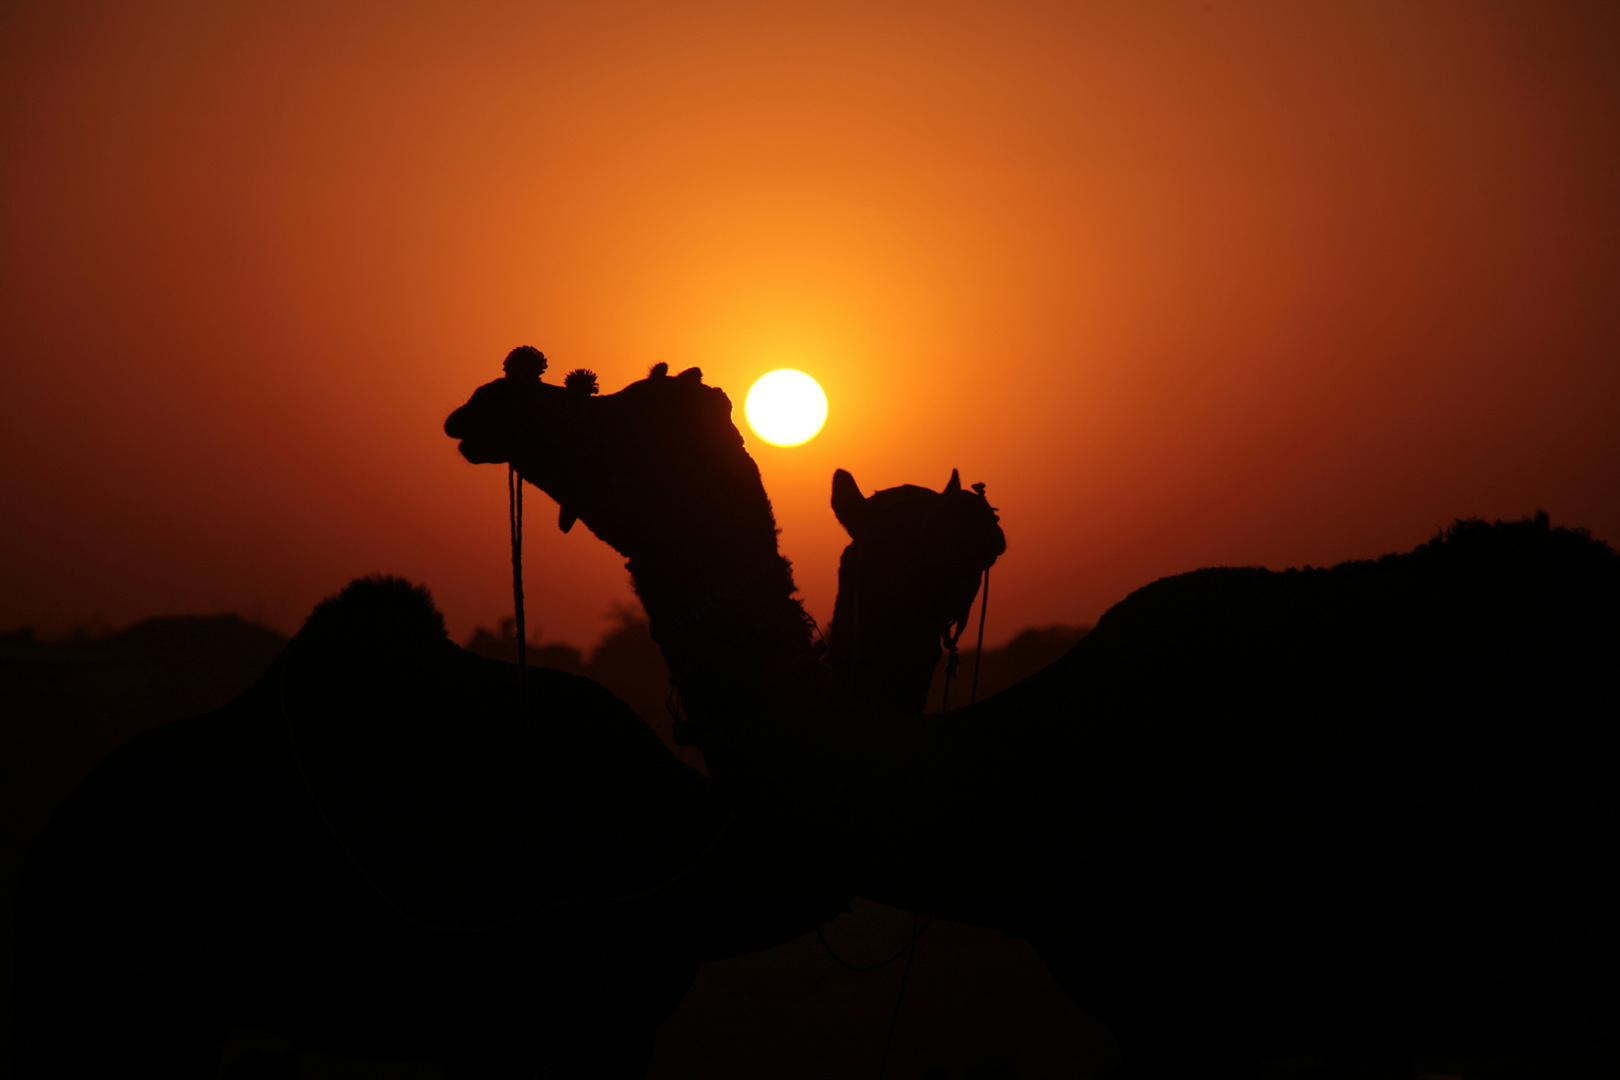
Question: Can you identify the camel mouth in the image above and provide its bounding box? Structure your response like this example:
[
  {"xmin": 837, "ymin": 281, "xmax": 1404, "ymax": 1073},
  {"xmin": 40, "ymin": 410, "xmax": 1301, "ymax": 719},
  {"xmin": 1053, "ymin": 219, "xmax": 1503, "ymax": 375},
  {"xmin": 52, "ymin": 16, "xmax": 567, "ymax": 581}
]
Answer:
[
  {"xmin": 444, "ymin": 402, "xmax": 509, "ymax": 464},
  {"xmin": 454, "ymin": 438, "xmax": 508, "ymax": 465}
]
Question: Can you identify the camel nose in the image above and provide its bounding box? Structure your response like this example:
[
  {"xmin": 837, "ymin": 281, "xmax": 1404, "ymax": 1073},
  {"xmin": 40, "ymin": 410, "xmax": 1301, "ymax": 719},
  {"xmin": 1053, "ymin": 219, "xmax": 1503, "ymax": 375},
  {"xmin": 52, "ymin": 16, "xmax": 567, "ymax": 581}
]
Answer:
[
  {"xmin": 445, "ymin": 375, "xmax": 564, "ymax": 463},
  {"xmin": 444, "ymin": 403, "xmax": 508, "ymax": 464},
  {"xmin": 443, "ymin": 403, "xmax": 472, "ymax": 440}
]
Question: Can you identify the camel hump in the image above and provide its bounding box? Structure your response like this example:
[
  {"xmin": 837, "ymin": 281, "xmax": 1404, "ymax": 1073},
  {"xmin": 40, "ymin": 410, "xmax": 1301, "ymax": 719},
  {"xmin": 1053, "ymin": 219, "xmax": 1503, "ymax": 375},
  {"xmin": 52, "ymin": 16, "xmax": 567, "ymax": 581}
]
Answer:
[{"xmin": 293, "ymin": 575, "xmax": 451, "ymax": 658}]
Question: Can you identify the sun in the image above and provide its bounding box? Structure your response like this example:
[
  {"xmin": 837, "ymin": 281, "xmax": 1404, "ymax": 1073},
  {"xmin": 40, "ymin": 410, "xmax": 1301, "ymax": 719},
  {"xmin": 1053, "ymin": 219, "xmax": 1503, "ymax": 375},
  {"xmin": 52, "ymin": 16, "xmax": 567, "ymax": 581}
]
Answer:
[{"xmin": 744, "ymin": 369, "xmax": 828, "ymax": 446}]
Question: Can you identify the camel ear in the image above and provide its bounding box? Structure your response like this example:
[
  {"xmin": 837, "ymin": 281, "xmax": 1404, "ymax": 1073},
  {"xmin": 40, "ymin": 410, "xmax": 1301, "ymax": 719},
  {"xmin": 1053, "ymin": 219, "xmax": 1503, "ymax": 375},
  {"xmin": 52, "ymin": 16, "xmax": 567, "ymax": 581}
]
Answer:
[
  {"xmin": 649, "ymin": 362, "xmax": 669, "ymax": 378},
  {"xmin": 831, "ymin": 469, "xmax": 866, "ymax": 535},
  {"xmin": 558, "ymin": 507, "xmax": 578, "ymax": 533},
  {"xmin": 945, "ymin": 469, "xmax": 962, "ymax": 494},
  {"xmin": 676, "ymin": 366, "xmax": 703, "ymax": 383}
]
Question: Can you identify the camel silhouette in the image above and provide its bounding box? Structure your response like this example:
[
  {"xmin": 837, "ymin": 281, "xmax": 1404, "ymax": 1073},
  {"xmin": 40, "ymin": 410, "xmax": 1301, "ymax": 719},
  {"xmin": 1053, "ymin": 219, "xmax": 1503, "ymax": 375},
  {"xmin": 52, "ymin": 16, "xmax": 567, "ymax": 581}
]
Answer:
[
  {"xmin": 445, "ymin": 360, "xmax": 1620, "ymax": 1077},
  {"xmin": 826, "ymin": 467, "xmax": 1005, "ymax": 715},
  {"xmin": 13, "ymin": 466, "xmax": 1006, "ymax": 1072}
]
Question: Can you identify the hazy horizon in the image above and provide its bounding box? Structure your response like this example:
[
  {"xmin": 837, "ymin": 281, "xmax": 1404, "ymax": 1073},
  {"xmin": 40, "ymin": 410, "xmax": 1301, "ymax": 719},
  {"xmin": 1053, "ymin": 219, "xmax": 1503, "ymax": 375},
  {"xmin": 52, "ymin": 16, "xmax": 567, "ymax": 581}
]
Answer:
[{"xmin": 5, "ymin": 1, "xmax": 1617, "ymax": 649}]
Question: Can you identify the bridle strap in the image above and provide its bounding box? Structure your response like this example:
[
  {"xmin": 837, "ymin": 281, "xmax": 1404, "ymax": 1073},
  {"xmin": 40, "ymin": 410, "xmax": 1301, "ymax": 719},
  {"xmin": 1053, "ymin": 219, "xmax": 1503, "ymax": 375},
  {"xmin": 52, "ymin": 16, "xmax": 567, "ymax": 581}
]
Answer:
[
  {"xmin": 938, "ymin": 564, "xmax": 991, "ymax": 712},
  {"xmin": 970, "ymin": 565, "xmax": 989, "ymax": 705},
  {"xmin": 509, "ymin": 464, "xmax": 526, "ymax": 705}
]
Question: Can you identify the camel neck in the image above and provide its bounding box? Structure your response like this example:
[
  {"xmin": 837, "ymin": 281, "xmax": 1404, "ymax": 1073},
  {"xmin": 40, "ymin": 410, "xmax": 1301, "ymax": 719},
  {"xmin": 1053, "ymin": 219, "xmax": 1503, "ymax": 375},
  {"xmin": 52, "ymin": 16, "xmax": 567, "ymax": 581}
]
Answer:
[
  {"xmin": 825, "ymin": 545, "xmax": 947, "ymax": 715},
  {"xmin": 625, "ymin": 538, "xmax": 823, "ymax": 748}
]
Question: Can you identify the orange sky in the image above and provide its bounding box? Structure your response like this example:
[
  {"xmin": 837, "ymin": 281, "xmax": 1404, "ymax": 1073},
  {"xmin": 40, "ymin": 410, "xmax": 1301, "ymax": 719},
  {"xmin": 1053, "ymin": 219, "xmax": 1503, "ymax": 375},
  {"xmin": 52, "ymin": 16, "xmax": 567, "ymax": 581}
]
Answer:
[{"xmin": 3, "ymin": 1, "xmax": 1617, "ymax": 651}]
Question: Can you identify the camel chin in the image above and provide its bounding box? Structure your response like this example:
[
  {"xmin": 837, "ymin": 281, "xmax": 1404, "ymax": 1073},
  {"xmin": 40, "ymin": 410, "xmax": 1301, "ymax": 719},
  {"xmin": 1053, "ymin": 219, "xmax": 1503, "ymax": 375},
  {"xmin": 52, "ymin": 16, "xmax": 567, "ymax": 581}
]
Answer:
[{"xmin": 453, "ymin": 438, "xmax": 507, "ymax": 465}]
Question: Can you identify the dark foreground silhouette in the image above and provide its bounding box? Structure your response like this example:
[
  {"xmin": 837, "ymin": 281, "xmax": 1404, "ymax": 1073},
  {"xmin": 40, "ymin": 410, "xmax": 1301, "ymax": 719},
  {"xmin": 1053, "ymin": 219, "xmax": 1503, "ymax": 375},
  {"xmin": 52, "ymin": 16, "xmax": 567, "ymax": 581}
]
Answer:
[
  {"xmin": 446, "ymin": 358, "xmax": 1620, "ymax": 1078},
  {"xmin": 11, "ymin": 462, "xmax": 1011, "ymax": 1076},
  {"xmin": 14, "ymin": 577, "xmax": 844, "ymax": 1078},
  {"xmin": 3, "ymin": 610, "xmax": 1086, "ymax": 1079}
]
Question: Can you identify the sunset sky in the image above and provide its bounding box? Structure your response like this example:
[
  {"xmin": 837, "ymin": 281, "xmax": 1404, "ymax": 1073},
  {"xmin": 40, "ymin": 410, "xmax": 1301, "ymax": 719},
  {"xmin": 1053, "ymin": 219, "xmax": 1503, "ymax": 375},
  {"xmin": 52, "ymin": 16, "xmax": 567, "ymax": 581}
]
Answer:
[{"xmin": 3, "ymin": 1, "xmax": 1617, "ymax": 652}]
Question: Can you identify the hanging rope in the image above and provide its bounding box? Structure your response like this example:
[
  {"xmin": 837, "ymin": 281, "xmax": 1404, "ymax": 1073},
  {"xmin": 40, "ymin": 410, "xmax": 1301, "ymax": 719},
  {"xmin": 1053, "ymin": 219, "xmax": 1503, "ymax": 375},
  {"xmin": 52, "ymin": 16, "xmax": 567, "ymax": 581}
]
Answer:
[
  {"xmin": 970, "ymin": 566, "xmax": 989, "ymax": 705},
  {"xmin": 509, "ymin": 463, "xmax": 527, "ymax": 704},
  {"xmin": 877, "ymin": 912, "xmax": 922, "ymax": 1080},
  {"xmin": 816, "ymin": 915, "xmax": 933, "ymax": 972},
  {"xmin": 938, "ymin": 565, "xmax": 990, "ymax": 712},
  {"xmin": 815, "ymin": 913, "xmax": 933, "ymax": 1078},
  {"xmin": 938, "ymin": 623, "xmax": 964, "ymax": 713}
]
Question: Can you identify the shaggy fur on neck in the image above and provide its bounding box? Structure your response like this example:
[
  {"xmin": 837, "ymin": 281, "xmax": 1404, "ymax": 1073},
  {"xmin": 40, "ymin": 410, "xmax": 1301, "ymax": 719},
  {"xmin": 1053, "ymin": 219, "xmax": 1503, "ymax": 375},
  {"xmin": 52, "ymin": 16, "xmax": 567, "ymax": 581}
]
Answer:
[{"xmin": 293, "ymin": 575, "xmax": 451, "ymax": 658}]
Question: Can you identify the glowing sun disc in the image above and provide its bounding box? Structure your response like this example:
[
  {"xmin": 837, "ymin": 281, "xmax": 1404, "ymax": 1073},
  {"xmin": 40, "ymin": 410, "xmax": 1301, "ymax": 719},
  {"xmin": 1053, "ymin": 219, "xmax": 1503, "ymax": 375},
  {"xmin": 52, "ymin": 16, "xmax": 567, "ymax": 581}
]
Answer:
[{"xmin": 745, "ymin": 369, "xmax": 828, "ymax": 446}]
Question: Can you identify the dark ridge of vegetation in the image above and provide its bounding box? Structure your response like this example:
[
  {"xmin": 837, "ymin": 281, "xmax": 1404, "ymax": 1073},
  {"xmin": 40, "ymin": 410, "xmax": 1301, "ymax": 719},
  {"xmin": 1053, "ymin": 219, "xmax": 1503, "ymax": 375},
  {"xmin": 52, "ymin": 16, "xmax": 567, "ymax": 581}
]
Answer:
[{"xmin": 3, "ymin": 614, "xmax": 290, "ymax": 842}]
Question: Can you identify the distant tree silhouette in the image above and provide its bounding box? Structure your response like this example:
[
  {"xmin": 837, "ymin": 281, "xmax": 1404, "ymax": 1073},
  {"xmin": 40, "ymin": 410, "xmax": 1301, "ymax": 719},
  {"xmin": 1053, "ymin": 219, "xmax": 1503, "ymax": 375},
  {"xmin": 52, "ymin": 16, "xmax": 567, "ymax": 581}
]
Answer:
[
  {"xmin": 446, "ymin": 361, "xmax": 1620, "ymax": 1078},
  {"xmin": 3, "ymin": 614, "xmax": 288, "ymax": 828}
]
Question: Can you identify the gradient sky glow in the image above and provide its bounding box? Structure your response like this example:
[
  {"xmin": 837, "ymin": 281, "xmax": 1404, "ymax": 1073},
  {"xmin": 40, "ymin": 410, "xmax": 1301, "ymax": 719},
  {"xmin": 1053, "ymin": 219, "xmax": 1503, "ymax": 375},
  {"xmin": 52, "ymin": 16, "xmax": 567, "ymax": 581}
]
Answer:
[{"xmin": 3, "ymin": 1, "xmax": 1617, "ymax": 650}]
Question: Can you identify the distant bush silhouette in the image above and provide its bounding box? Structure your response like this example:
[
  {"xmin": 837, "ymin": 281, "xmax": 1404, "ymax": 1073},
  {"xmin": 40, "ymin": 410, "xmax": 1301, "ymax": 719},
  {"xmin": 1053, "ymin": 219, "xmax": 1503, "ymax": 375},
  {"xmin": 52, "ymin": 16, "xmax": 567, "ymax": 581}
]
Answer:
[{"xmin": 3, "ymin": 613, "xmax": 288, "ymax": 827}]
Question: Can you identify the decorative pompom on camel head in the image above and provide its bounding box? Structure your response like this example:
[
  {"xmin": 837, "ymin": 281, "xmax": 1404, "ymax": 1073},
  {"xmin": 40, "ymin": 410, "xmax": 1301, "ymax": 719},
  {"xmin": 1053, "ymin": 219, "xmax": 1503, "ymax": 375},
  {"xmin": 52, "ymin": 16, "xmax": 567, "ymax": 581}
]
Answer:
[
  {"xmin": 502, "ymin": 344, "xmax": 548, "ymax": 379},
  {"xmin": 563, "ymin": 368, "xmax": 600, "ymax": 395}
]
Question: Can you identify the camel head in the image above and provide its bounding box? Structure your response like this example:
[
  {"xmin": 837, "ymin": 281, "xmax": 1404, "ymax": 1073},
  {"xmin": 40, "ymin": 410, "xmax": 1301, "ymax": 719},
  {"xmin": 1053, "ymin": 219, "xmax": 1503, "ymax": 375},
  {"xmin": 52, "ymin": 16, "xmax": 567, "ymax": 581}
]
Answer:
[
  {"xmin": 829, "ymin": 468, "xmax": 1006, "ymax": 695},
  {"xmin": 445, "ymin": 349, "xmax": 780, "ymax": 564}
]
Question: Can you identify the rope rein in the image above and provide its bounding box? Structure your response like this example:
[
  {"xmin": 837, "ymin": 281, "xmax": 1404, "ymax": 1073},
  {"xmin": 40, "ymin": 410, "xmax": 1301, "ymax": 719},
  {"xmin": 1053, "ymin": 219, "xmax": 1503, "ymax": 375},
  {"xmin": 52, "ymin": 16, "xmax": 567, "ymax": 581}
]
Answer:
[
  {"xmin": 879, "ymin": 913, "xmax": 923, "ymax": 1080},
  {"xmin": 970, "ymin": 565, "xmax": 989, "ymax": 705},
  {"xmin": 938, "ymin": 621, "xmax": 965, "ymax": 713},
  {"xmin": 938, "ymin": 565, "xmax": 991, "ymax": 713},
  {"xmin": 509, "ymin": 464, "xmax": 527, "ymax": 703},
  {"xmin": 815, "ymin": 912, "xmax": 933, "ymax": 1080},
  {"xmin": 816, "ymin": 914, "xmax": 934, "ymax": 972}
]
